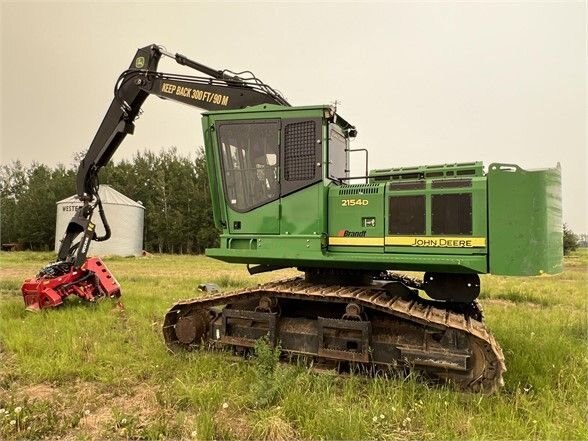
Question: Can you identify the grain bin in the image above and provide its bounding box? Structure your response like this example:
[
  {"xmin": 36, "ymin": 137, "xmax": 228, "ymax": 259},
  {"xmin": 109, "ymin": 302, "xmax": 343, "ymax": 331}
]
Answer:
[{"xmin": 55, "ymin": 185, "xmax": 144, "ymax": 256}]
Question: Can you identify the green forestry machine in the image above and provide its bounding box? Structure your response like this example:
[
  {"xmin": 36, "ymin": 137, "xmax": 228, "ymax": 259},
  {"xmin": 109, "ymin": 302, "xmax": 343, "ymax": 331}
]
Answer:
[{"xmin": 23, "ymin": 45, "xmax": 563, "ymax": 392}]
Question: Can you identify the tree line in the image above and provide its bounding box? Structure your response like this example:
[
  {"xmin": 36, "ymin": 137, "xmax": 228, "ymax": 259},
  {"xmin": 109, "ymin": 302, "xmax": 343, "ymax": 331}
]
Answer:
[{"xmin": 0, "ymin": 148, "xmax": 218, "ymax": 254}]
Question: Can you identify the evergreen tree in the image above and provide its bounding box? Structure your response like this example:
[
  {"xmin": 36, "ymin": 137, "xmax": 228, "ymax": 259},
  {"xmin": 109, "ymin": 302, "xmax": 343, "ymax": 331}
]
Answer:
[
  {"xmin": 0, "ymin": 148, "xmax": 219, "ymax": 253},
  {"xmin": 563, "ymin": 224, "xmax": 578, "ymax": 256}
]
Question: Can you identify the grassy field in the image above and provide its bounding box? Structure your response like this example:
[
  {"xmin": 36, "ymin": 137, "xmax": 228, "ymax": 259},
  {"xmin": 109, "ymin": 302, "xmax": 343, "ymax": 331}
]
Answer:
[{"xmin": 0, "ymin": 250, "xmax": 586, "ymax": 440}]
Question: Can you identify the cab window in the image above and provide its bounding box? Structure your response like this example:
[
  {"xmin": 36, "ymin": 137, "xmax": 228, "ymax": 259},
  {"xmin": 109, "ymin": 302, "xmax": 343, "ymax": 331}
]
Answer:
[
  {"xmin": 218, "ymin": 121, "xmax": 280, "ymax": 212},
  {"xmin": 328, "ymin": 126, "xmax": 348, "ymax": 181}
]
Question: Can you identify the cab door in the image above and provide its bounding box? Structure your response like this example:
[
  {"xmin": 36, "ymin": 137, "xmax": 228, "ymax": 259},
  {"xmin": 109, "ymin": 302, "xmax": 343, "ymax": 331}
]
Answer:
[
  {"xmin": 216, "ymin": 120, "xmax": 281, "ymax": 234},
  {"xmin": 279, "ymin": 118, "xmax": 323, "ymax": 235}
]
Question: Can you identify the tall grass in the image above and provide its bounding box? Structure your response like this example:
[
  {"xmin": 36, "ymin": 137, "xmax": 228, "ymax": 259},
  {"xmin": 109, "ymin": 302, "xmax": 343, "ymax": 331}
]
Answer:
[{"xmin": 0, "ymin": 251, "xmax": 586, "ymax": 440}]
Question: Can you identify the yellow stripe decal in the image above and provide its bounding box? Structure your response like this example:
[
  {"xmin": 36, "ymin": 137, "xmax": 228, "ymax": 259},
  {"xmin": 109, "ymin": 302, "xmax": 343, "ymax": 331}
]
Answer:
[
  {"xmin": 328, "ymin": 236, "xmax": 486, "ymax": 248},
  {"xmin": 328, "ymin": 237, "xmax": 385, "ymax": 246},
  {"xmin": 385, "ymin": 236, "xmax": 486, "ymax": 248}
]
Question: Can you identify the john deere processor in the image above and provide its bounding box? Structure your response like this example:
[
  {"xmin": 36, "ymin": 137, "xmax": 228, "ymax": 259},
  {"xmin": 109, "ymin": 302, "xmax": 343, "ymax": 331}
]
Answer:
[{"xmin": 31, "ymin": 45, "xmax": 562, "ymax": 392}]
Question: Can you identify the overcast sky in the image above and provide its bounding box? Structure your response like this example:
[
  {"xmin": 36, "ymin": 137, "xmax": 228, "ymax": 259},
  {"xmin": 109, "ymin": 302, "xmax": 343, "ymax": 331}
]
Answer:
[{"xmin": 1, "ymin": 1, "xmax": 586, "ymax": 232}]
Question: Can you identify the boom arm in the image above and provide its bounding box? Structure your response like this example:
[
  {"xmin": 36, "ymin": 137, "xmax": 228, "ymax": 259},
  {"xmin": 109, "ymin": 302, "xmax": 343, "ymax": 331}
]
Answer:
[
  {"xmin": 77, "ymin": 44, "xmax": 289, "ymax": 200},
  {"xmin": 58, "ymin": 44, "xmax": 290, "ymax": 266}
]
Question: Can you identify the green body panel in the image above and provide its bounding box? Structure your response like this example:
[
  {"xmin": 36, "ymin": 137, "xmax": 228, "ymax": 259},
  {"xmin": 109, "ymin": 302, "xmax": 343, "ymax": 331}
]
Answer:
[
  {"xmin": 226, "ymin": 202, "xmax": 280, "ymax": 234},
  {"xmin": 325, "ymin": 174, "xmax": 488, "ymax": 273},
  {"xmin": 280, "ymin": 184, "xmax": 325, "ymax": 235},
  {"xmin": 201, "ymin": 105, "xmax": 563, "ymax": 277},
  {"xmin": 206, "ymin": 242, "xmax": 487, "ymax": 273},
  {"xmin": 487, "ymin": 163, "xmax": 563, "ymax": 275},
  {"xmin": 328, "ymin": 183, "xmax": 385, "ymax": 253}
]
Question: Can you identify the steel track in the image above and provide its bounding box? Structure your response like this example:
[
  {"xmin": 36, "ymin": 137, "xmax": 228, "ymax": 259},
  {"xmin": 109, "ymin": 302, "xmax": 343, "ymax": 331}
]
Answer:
[{"xmin": 163, "ymin": 277, "xmax": 505, "ymax": 392}]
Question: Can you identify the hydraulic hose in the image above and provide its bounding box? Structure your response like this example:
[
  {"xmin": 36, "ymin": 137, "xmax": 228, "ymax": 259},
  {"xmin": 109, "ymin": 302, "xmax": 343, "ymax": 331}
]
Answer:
[{"xmin": 94, "ymin": 197, "xmax": 111, "ymax": 242}]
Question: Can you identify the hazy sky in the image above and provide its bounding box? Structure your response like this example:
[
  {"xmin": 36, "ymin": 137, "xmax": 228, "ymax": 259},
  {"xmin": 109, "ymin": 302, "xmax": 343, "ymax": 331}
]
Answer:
[{"xmin": 1, "ymin": 1, "xmax": 586, "ymax": 232}]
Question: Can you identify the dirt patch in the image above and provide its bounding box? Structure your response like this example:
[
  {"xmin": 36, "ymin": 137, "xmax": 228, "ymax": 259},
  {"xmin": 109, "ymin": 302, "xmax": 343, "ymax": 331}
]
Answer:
[
  {"xmin": 77, "ymin": 405, "xmax": 111, "ymax": 439},
  {"xmin": 71, "ymin": 380, "xmax": 100, "ymax": 400},
  {"xmin": 4, "ymin": 381, "xmax": 163, "ymax": 439},
  {"xmin": 216, "ymin": 407, "xmax": 251, "ymax": 440},
  {"xmin": 112, "ymin": 385, "xmax": 160, "ymax": 418},
  {"xmin": 68, "ymin": 382, "xmax": 163, "ymax": 439},
  {"xmin": 19, "ymin": 383, "xmax": 59, "ymax": 401}
]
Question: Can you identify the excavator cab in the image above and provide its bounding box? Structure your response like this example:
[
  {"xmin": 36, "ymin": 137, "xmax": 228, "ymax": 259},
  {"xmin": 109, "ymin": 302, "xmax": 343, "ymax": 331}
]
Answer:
[{"xmin": 201, "ymin": 108, "xmax": 351, "ymax": 239}]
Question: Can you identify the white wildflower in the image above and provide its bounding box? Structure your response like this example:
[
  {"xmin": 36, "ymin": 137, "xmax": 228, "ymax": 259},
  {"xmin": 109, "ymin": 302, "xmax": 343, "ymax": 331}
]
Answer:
[
  {"xmin": 10, "ymin": 420, "xmax": 16, "ymax": 426},
  {"xmin": 121, "ymin": 418, "xmax": 127, "ymax": 425},
  {"xmin": 379, "ymin": 414, "xmax": 385, "ymax": 420},
  {"xmin": 222, "ymin": 402, "xmax": 229, "ymax": 409},
  {"xmin": 372, "ymin": 416, "xmax": 378, "ymax": 423},
  {"xmin": 191, "ymin": 430, "xmax": 198, "ymax": 438},
  {"xmin": 14, "ymin": 407, "xmax": 22, "ymax": 414},
  {"xmin": 391, "ymin": 406, "xmax": 397, "ymax": 412},
  {"xmin": 84, "ymin": 409, "xmax": 91, "ymax": 416}
]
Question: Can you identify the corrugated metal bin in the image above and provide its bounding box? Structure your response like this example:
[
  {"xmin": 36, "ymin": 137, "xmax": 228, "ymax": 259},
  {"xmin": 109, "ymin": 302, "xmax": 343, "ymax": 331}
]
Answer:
[{"xmin": 55, "ymin": 185, "xmax": 144, "ymax": 256}]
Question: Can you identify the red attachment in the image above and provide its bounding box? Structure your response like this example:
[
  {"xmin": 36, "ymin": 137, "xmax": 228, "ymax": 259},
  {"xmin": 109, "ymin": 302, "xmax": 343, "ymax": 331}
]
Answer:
[{"xmin": 21, "ymin": 257, "xmax": 121, "ymax": 311}]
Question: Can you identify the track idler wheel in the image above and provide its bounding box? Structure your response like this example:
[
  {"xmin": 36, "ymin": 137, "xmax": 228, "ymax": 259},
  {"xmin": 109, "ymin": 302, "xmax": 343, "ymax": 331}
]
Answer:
[{"xmin": 165, "ymin": 308, "xmax": 211, "ymax": 349}]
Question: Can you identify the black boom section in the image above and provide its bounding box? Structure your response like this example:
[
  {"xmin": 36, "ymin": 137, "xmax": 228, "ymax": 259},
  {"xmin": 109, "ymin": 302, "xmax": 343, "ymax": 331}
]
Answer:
[
  {"xmin": 147, "ymin": 77, "xmax": 284, "ymax": 111},
  {"xmin": 76, "ymin": 45, "xmax": 163, "ymax": 199},
  {"xmin": 76, "ymin": 44, "xmax": 290, "ymax": 200}
]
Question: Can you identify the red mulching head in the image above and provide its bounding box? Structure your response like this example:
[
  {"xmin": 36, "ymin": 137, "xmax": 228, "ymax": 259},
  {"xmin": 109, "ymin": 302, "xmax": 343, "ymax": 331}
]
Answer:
[{"xmin": 21, "ymin": 257, "xmax": 121, "ymax": 311}]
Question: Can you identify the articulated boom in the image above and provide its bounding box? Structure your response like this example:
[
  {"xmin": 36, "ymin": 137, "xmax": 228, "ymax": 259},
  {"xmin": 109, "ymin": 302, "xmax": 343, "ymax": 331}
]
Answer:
[{"xmin": 23, "ymin": 44, "xmax": 290, "ymax": 310}]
